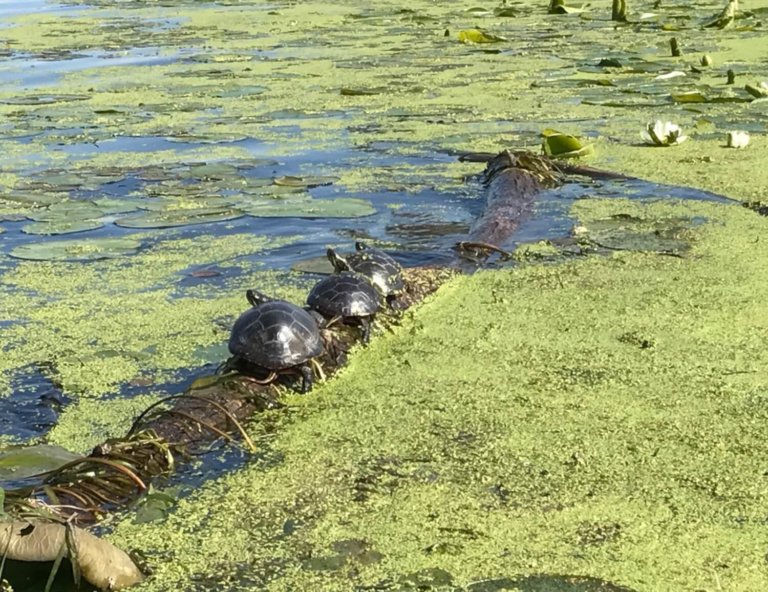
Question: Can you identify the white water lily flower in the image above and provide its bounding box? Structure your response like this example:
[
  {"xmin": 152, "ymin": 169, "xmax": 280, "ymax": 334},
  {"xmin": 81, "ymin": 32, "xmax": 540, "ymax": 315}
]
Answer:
[
  {"xmin": 726, "ymin": 131, "xmax": 750, "ymax": 149},
  {"xmin": 641, "ymin": 120, "xmax": 689, "ymax": 146}
]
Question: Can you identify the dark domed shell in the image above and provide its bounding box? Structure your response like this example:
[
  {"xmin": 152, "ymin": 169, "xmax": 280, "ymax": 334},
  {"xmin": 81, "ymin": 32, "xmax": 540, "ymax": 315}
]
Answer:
[
  {"xmin": 307, "ymin": 272, "xmax": 381, "ymax": 318},
  {"xmin": 228, "ymin": 301, "xmax": 323, "ymax": 370},
  {"xmin": 327, "ymin": 243, "xmax": 405, "ymax": 297}
]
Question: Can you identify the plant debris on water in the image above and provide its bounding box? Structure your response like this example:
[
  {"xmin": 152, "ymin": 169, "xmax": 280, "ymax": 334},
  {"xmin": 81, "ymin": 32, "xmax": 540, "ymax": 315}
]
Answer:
[{"xmin": 1, "ymin": 0, "xmax": 768, "ymax": 590}]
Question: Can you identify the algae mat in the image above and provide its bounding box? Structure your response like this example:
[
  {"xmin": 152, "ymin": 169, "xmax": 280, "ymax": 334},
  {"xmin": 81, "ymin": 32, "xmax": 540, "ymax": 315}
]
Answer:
[{"xmin": 110, "ymin": 197, "xmax": 768, "ymax": 591}]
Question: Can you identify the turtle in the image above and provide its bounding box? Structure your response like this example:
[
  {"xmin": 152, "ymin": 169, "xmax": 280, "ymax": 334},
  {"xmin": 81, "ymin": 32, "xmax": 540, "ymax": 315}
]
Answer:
[
  {"xmin": 228, "ymin": 289, "xmax": 324, "ymax": 393},
  {"xmin": 326, "ymin": 241, "xmax": 405, "ymax": 305},
  {"xmin": 307, "ymin": 271, "xmax": 382, "ymax": 343}
]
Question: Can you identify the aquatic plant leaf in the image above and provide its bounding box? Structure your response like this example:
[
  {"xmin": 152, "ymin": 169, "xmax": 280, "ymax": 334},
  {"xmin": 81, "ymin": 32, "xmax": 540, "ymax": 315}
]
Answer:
[
  {"xmin": 291, "ymin": 256, "xmax": 335, "ymax": 274},
  {"xmin": 0, "ymin": 192, "xmax": 63, "ymax": 208},
  {"xmin": 9, "ymin": 238, "xmax": 142, "ymax": 261},
  {"xmin": 541, "ymin": 129, "xmax": 594, "ymax": 159},
  {"xmin": 744, "ymin": 83, "xmax": 768, "ymax": 98},
  {"xmin": 671, "ymin": 91, "xmax": 708, "ymax": 103},
  {"xmin": 115, "ymin": 207, "xmax": 244, "ymax": 228},
  {"xmin": 185, "ymin": 163, "xmax": 240, "ymax": 180},
  {"xmin": 28, "ymin": 201, "xmax": 107, "ymax": 223},
  {"xmin": 21, "ymin": 219, "xmax": 104, "ymax": 236},
  {"xmin": 0, "ymin": 521, "xmax": 143, "ymax": 590},
  {"xmin": 243, "ymin": 197, "xmax": 376, "ymax": 218},
  {"xmin": 273, "ymin": 175, "xmax": 339, "ymax": 188},
  {"xmin": 340, "ymin": 88, "xmax": 380, "ymax": 96},
  {"xmin": 577, "ymin": 215, "xmax": 693, "ymax": 253},
  {"xmin": 458, "ymin": 29, "xmax": 507, "ymax": 43},
  {"xmin": 0, "ymin": 94, "xmax": 90, "ymax": 105},
  {"xmin": 0, "ymin": 444, "xmax": 82, "ymax": 481}
]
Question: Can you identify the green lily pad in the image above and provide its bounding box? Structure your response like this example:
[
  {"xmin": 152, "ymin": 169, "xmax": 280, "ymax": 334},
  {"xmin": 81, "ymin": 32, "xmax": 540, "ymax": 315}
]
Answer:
[
  {"xmin": 291, "ymin": 255, "xmax": 335, "ymax": 274},
  {"xmin": 578, "ymin": 215, "xmax": 694, "ymax": 254},
  {"xmin": 541, "ymin": 128, "xmax": 594, "ymax": 159},
  {"xmin": 243, "ymin": 197, "xmax": 376, "ymax": 218},
  {"xmin": 458, "ymin": 29, "xmax": 508, "ymax": 43},
  {"xmin": 0, "ymin": 192, "xmax": 64, "ymax": 208},
  {"xmin": 273, "ymin": 175, "xmax": 339, "ymax": 188},
  {"xmin": 185, "ymin": 163, "xmax": 240, "ymax": 181},
  {"xmin": 0, "ymin": 444, "xmax": 82, "ymax": 481},
  {"xmin": 9, "ymin": 237, "xmax": 142, "ymax": 261},
  {"xmin": 22, "ymin": 219, "xmax": 105, "ymax": 235},
  {"xmin": 114, "ymin": 207, "xmax": 245, "ymax": 228},
  {"xmin": 0, "ymin": 94, "xmax": 90, "ymax": 105},
  {"xmin": 28, "ymin": 201, "xmax": 108, "ymax": 223}
]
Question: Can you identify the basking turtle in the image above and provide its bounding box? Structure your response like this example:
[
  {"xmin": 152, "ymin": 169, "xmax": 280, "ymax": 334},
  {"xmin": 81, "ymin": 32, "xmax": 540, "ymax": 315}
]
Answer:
[
  {"xmin": 228, "ymin": 289, "xmax": 323, "ymax": 392},
  {"xmin": 307, "ymin": 272, "xmax": 382, "ymax": 343},
  {"xmin": 326, "ymin": 241, "xmax": 405, "ymax": 305}
]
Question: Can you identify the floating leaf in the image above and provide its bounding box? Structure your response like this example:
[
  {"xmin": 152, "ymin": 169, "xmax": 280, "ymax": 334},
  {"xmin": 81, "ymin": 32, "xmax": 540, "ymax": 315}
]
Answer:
[
  {"xmin": 744, "ymin": 83, "xmax": 768, "ymax": 98},
  {"xmin": 541, "ymin": 129, "xmax": 594, "ymax": 159},
  {"xmin": 21, "ymin": 219, "xmax": 104, "ymax": 235},
  {"xmin": 273, "ymin": 175, "xmax": 338, "ymax": 188},
  {"xmin": 671, "ymin": 91, "xmax": 708, "ymax": 103},
  {"xmin": 243, "ymin": 197, "xmax": 376, "ymax": 218},
  {"xmin": 115, "ymin": 207, "xmax": 244, "ymax": 228},
  {"xmin": 28, "ymin": 201, "xmax": 108, "ymax": 223},
  {"xmin": 0, "ymin": 444, "xmax": 82, "ymax": 482},
  {"xmin": 0, "ymin": 94, "xmax": 90, "ymax": 105},
  {"xmin": 291, "ymin": 255, "xmax": 335, "ymax": 274},
  {"xmin": 340, "ymin": 88, "xmax": 380, "ymax": 96},
  {"xmin": 577, "ymin": 215, "xmax": 693, "ymax": 253},
  {"xmin": 458, "ymin": 29, "xmax": 507, "ymax": 44},
  {"xmin": 10, "ymin": 238, "xmax": 142, "ymax": 261}
]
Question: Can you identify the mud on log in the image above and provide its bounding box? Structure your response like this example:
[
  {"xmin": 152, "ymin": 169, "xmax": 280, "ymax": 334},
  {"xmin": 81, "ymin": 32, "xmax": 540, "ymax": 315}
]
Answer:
[{"xmin": 3, "ymin": 150, "xmax": 574, "ymax": 525}]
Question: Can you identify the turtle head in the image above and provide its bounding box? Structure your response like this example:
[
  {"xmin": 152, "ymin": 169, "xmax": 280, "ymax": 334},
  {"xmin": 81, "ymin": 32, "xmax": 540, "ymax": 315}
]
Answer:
[
  {"xmin": 245, "ymin": 289, "xmax": 273, "ymax": 307},
  {"xmin": 354, "ymin": 241, "xmax": 368, "ymax": 252},
  {"xmin": 326, "ymin": 247, "xmax": 351, "ymax": 272}
]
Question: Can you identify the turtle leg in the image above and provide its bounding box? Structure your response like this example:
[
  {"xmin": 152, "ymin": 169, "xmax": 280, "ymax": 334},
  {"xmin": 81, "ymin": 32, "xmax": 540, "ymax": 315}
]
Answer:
[
  {"xmin": 298, "ymin": 363, "xmax": 314, "ymax": 393},
  {"xmin": 359, "ymin": 317, "xmax": 372, "ymax": 344}
]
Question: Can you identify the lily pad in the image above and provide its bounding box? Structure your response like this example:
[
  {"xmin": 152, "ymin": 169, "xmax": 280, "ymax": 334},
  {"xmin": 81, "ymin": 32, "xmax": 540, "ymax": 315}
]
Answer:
[
  {"xmin": 243, "ymin": 197, "xmax": 376, "ymax": 218},
  {"xmin": 577, "ymin": 215, "xmax": 694, "ymax": 254},
  {"xmin": 114, "ymin": 207, "xmax": 245, "ymax": 228},
  {"xmin": 0, "ymin": 94, "xmax": 90, "ymax": 105},
  {"xmin": 0, "ymin": 444, "xmax": 82, "ymax": 482},
  {"xmin": 9, "ymin": 237, "xmax": 142, "ymax": 261},
  {"xmin": 22, "ymin": 219, "xmax": 105, "ymax": 235},
  {"xmin": 273, "ymin": 175, "xmax": 339, "ymax": 188},
  {"xmin": 541, "ymin": 128, "xmax": 594, "ymax": 159},
  {"xmin": 458, "ymin": 29, "xmax": 508, "ymax": 43},
  {"xmin": 27, "ymin": 201, "xmax": 109, "ymax": 223},
  {"xmin": 291, "ymin": 255, "xmax": 335, "ymax": 274}
]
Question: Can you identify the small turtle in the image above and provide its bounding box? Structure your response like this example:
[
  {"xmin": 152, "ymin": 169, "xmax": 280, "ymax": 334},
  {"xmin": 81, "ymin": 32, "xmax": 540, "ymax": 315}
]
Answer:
[
  {"xmin": 228, "ymin": 289, "xmax": 323, "ymax": 392},
  {"xmin": 326, "ymin": 241, "xmax": 405, "ymax": 304},
  {"xmin": 307, "ymin": 272, "xmax": 382, "ymax": 343}
]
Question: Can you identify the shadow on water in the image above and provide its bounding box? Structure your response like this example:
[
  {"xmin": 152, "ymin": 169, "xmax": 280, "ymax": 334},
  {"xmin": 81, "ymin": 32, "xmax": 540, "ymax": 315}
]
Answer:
[{"xmin": 0, "ymin": 366, "xmax": 69, "ymax": 442}]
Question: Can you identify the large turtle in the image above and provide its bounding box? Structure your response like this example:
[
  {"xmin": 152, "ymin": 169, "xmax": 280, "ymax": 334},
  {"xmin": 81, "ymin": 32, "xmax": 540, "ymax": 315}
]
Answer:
[
  {"xmin": 307, "ymin": 272, "xmax": 381, "ymax": 343},
  {"xmin": 228, "ymin": 289, "xmax": 323, "ymax": 392},
  {"xmin": 326, "ymin": 241, "xmax": 405, "ymax": 305}
]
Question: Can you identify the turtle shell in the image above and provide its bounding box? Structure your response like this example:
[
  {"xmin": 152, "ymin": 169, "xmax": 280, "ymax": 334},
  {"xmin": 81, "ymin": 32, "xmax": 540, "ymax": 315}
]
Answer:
[
  {"xmin": 307, "ymin": 272, "xmax": 381, "ymax": 319},
  {"xmin": 328, "ymin": 242, "xmax": 405, "ymax": 297},
  {"xmin": 228, "ymin": 300, "xmax": 323, "ymax": 370}
]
